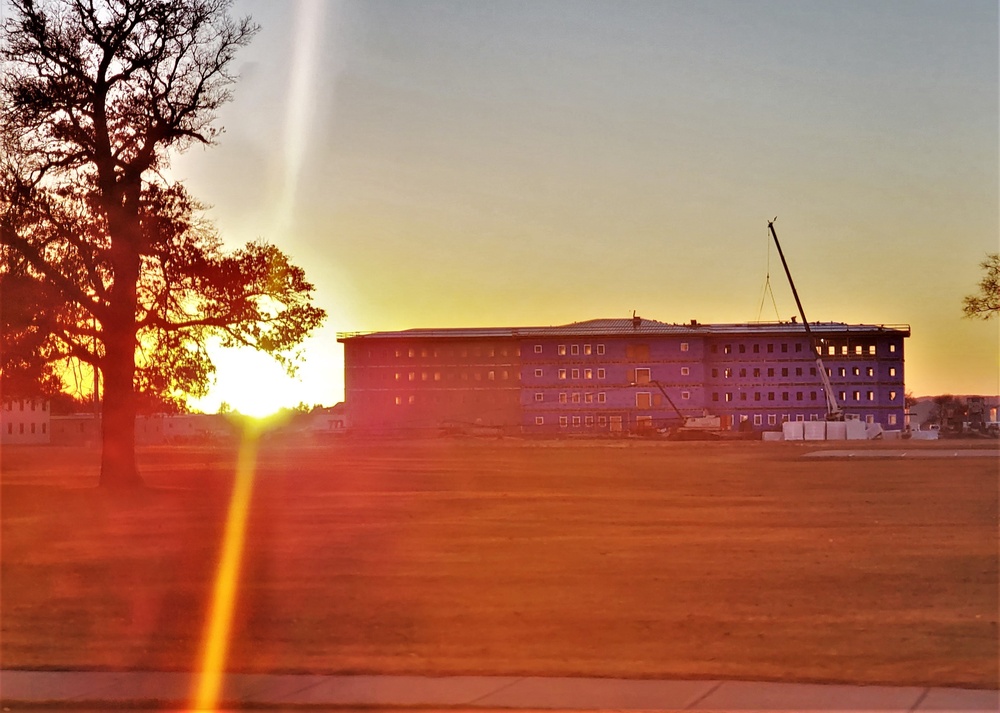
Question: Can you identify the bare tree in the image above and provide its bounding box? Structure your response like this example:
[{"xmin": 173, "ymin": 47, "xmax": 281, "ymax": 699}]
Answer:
[
  {"xmin": 963, "ymin": 253, "xmax": 1000, "ymax": 320},
  {"xmin": 1, "ymin": 0, "xmax": 326, "ymax": 487}
]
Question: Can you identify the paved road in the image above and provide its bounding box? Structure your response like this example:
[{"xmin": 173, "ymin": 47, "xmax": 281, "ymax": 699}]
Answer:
[{"xmin": 1, "ymin": 670, "xmax": 997, "ymax": 711}]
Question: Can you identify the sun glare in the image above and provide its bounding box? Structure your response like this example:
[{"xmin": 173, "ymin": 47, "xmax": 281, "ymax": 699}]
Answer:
[{"xmin": 205, "ymin": 348, "xmax": 300, "ymax": 418}]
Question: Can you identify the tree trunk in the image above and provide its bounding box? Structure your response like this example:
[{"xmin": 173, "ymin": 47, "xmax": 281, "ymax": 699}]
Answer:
[
  {"xmin": 99, "ymin": 194, "xmax": 143, "ymax": 489},
  {"xmin": 99, "ymin": 303, "xmax": 142, "ymax": 488}
]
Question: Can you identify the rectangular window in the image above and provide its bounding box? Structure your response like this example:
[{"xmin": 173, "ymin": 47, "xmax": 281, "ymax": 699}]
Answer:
[
  {"xmin": 889, "ymin": 367, "xmax": 897, "ymax": 377},
  {"xmin": 711, "ymin": 368, "xmax": 719, "ymax": 377},
  {"xmin": 680, "ymin": 342, "xmax": 689, "ymax": 352},
  {"xmin": 888, "ymin": 414, "xmax": 897, "ymax": 425},
  {"xmin": 839, "ymin": 391, "xmax": 847, "ymax": 401},
  {"xmin": 852, "ymin": 367, "xmax": 860, "ymax": 376},
  {"xmin": 597, "ymin": 368, "xmax": 606, "ymax": 379},
  {"xmin": 30, "ymin": 423, "xmax": 35, "ymax": 434},
  {"xmin": 753, "ymin": 344, "xmax": 760, "ymax": 353},
  {"xmin": 866, "ymin": 414, "xmax": 875, "ymax": 424},
  {"xmin": 635, "ymin": 367, "xmax": 651, "ymax": 385},
  {"xmin": 889, "ymin": 391, "xmax": 897, "ymax": 401},
  {"xmin": 408, "ymin": 395, "xmax": 415, "ymax": 405},
  {"xmin": 559, "ymin": 416, "xmax": 568, "ymax": 427},
  {"xmin": 796, "ymin": 414, "xmax": 805, "ymax": 422},
  {"xmin": 534, "ymin": 393, "xmax": 544, "ymax": 402},
  {"xmin": 767, "ymin": 368, "xmax": 775, "ymax": 377},
  {"xmin": 796, "ymin": 392, "xmax": 803, "ymax": 401},
  {"xmin": 571, "ymin": 368, "xmax": 580, "ymax": 379},
  {"xmin": 838, "ymin": 367, "xmax": 847, "ymax": 377},
  {"xmin": 571, "ymin": 393, "xmax": 581, "ymax": 404},
  {"xmin": 636, "ymin": 392, "xmax": 652, "ymax": 409},
  {"xmin": 724, "ymin": 344, "xmax": 732, "ymax": 354},
  {"xmin": 811, "ymin": 391, "xmax": 817, "ymax": 401},
  {"xmin": 41, "ymin": 423, "xmax": 46, "ymax": 434},
  {"xmin": 795, "ymin": 343, "xmax": 803, "ymax": 352},
  {"xmin": 867, "ymin": 391, "xmax": 874, "ymax": 401},
  {"xmin": 754, "ymin": 392, "xmax": 761, "ymax": 401},
  {"xmin": 598, "ymin": 415, "xmax": 607, "ymax": 426},
  {"xmin": 753, "ymin": 368, "xmax": 761, "ymax": 377},
  {"xmin": 739, "ymin": 368, "xmax": 746, "ymax": 377},
  {"xmin": 853, "ymin": 391, "xmax": 861, "ymax": 401},
  {"xmin": 767, "ymin": 343, "xmax": 774, "ymax": 353},
  {"xmin": 571, "ymin": 344, "xmax": 579, "ymax": 355},
  {"xmin": 558, "ymin": 345, "xmax": 566, "ymax": 356},
  {"xmin": 559, "ymin": 393, "xmax": 568, "ymax": 404},
  {"xmin": 739, "ymin": 344, "xmax": 746, "ymax": 353},
  {"xmin": 534, "ymin": 344, "xmax": 543, "ymax": 354},
  {"xmin": 768, "ymin": 392, "xmax": 775, "ymax": 401},
  {"xmin": 781, "ymin": 343, "xmax": 788, "ymax": 353},
  {"xmin": 597, "ymin": 392, "xmax": 606, "ymax": 403},
  {"xmin": 890, "ymin": 343, "xmax": 897, "ymax": 353},
  {"xmin": 409, "ymin": 372, "xmax": 415, "ymax": 381},
  {"xmin": 781, "ymin": 368, "xmax": 788, "ymax": 377},
  {"xmin": 867, "ymin": 367, "xmax": 874, "ymax": 377},
  {"xmin": 753, "ymin": 414, "xmax": 762, "ymax": 426},
  {"xmin": 681, "ymin": 391, "xmax": 690, "ymax": 400},
  {"xmin": 782, "ymin": 392, "xmax": 789, "ymax": 401},
  {"xmin": 585, "ymin": 393, "xmax": 594, "ymax": 403},
  {"xmin": 681, "ymin": 366, "xmax": 690, "ymax": 376},
  {"xmin": 584, "ymin": 344, "xmax": 592, "ymax": 355},
  {"xmin": 740, "ymin": 393, "xmax": 747, "ymax": 401},
  {"xmin": 585, "ymin": 415, "xmax": 594, "ymax": 426},
  {"xmin": 724, "ymin": 368, "xmax": 732, "ymax": 378},
  {"xmin": 768, "ymin": 415, "xmax": 777, "ymax": 426},
  {"xmin": 395, "ymin": 372, "xmax": 401, "ymax": 381},
  {"xmin": 434, "ymin": 372, "xmax": 441, "ymax": 381},
  {"xmin": 572, "ymin": 416, "xmax": 581, "ymax": 426},
  {"xmin": 584, "ymin": 368, "xmax": 593, "ymax": 379},
  {"xmin": 535, "ymin": 416, "xmax": 544, "ymax": 425},
  {"xmin": 712, "ymin": 392, "xmax": 719, "ymax": 402},
  {"xmin": 558, "ymin": 369, "xmax": 567, "ymax": 380},
  {"xmin": 597, "ymin": 344, "xmax": 605, "ymax": 355},
  {"xmin": 795, "ymin": 367, "xmax": 802, "ymax": 376},
  {"xmin": 724, "ymin": 393, "xmax": 733, "ymax": 402}
]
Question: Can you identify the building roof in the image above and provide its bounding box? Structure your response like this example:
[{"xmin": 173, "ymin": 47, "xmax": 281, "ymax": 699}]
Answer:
[{"xmin": 338, "ymin": 318, "xmax": 910, "ymax": 342}]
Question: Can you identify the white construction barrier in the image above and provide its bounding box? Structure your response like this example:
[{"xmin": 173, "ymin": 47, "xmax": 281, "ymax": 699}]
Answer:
[
  {"xmin": 865, "ymin": 423, "xmax": 884, "ymax": 440},
  {"xmin": 804, "ymin": 421, "xmax": 826, "ymax": 440},
  {"xmin": 826, "ymin": 421, "xmax": 848, "ymax": 440},
  {"xmin": 762, "ymin": 431, "xmax": 784, "ymax": 441},
  {"xmin": 783, "ymin": 421, "xmax": 804, "ymax": 441},
  {"xmin": 846, "ymin": 419, "xmax": 868, "ymax": 440}
]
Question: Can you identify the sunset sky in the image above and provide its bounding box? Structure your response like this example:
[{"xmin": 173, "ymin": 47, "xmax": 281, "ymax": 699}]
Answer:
[{"xmin": 168, "ymin": 0, "xmax": 998, "ymax": 415}]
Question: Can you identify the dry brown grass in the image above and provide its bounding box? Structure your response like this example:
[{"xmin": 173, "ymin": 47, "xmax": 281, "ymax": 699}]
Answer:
[{"xmin": 1, "ymin": 437, "xmax": 997, "ymax": 688}]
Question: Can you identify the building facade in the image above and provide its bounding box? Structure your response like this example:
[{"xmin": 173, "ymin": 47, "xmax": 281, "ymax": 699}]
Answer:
[
  {"xmin": 1, "ymin": 398, "xmax": 52, "ymax": 445},
  {"xmin": 339, "ymin": 318, "xmax": 910, "ymax": 435}
]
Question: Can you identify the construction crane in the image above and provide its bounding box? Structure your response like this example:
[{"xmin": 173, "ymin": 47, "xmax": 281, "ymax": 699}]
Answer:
[
  {"xmin": 634, "ymin": 378, "xmax": 724, "ymax": 438},
  {"xmin": 767, "ymin": 219, "xmax": 844, "ymax": 421}
]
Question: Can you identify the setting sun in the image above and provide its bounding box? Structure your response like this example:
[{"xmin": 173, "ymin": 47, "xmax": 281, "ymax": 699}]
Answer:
[{"xmin": 200, "ymin": 347, "xmax": 306, "ymax": 417}]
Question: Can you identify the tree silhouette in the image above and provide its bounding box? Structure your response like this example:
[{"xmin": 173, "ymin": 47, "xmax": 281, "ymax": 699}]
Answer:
[
  {"xmin": 963, "ymin": 253, "xmax": 1000, "ymax": 320},
  {"xmin": 1, "ymin": 0, "xmax": 326, "ymax": 487}
]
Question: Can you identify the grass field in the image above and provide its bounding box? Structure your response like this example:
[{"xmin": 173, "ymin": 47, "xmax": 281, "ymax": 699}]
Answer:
[{"xmin": 1, "ymin": 437, "xmax": 997, "ymax": 688}]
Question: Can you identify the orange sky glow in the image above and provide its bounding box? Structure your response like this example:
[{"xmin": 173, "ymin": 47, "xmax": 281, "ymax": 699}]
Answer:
[{"xmin": 166, "ymin": 0, "xmax": 998, "ymax": 414}]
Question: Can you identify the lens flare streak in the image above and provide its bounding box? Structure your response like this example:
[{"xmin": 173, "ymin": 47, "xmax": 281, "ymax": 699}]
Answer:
[{"xmin": 191, "ymin": 428, "xmax": 259, "ymax": 710}]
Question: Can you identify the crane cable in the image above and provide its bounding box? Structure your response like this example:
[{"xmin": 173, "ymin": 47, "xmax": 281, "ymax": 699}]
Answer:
[{"xmin": 756, "ymin": 225, "xmax": 782, "ymax": 322}]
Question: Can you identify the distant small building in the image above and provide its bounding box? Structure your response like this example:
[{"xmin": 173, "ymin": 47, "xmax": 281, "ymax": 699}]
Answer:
[
  {"xmin": 304, "ymin": 403, "xmax": 348, "ymax": 435},
  {"xmin": 50, "ymin": 413, "xmax": 101, "ymax": 445},
  {"xmin": 1, "ymin": 398, "xmax": 51, "ymax": 445},
  {"xmin": 135, "ymin": 413, "xmax": 234, "ymax": 444}
]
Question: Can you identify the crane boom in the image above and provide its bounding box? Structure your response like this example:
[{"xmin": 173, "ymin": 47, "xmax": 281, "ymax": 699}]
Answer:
[{"xmin": 767, "ymin": 219, "xmax": 843, "ymax": 421}]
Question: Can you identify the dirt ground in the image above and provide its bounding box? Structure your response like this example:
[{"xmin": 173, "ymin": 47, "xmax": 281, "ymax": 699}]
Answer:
[{"xmin": 1, "ymin": 437, "xmax": 997, "ymax": 688}]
